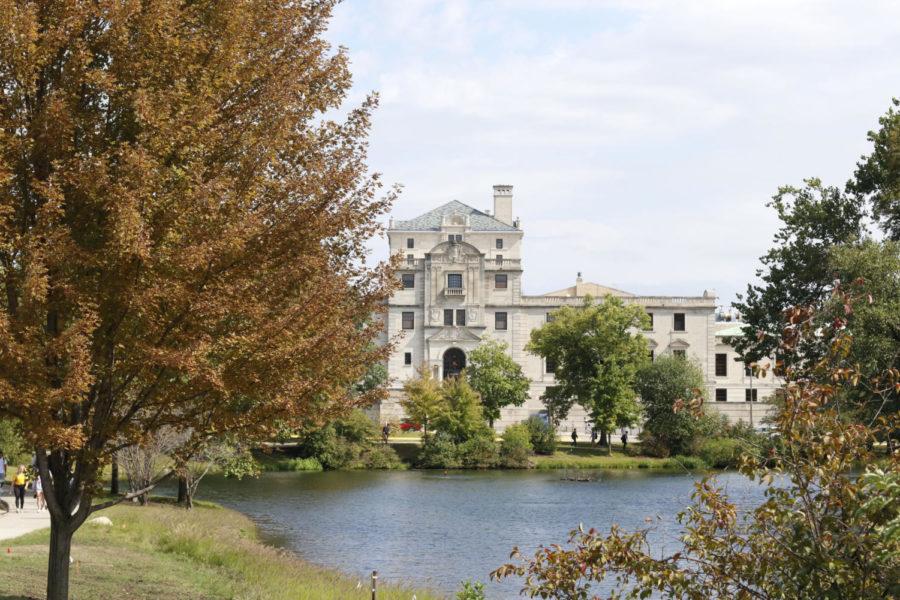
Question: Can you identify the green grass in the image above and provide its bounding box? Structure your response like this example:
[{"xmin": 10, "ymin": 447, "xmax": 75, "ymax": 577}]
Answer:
[
  {"xmin": 532, "ymin": 445, "xmax": 708, "ymax": 471},
  {"xmin": 0, "ymin": 499, "xmax": 442, "ymax": 600}
]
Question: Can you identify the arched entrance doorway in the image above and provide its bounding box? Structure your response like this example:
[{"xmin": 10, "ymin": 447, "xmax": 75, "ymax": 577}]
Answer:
[{"xmin": 443, "ymin": 348, "xmax": 466, "ymax": 379}]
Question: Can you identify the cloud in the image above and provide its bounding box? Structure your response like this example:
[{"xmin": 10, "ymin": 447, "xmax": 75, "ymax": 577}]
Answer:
[{"xmin": 336, "ymin": 0, "xmax": 900, "ymax": 305}]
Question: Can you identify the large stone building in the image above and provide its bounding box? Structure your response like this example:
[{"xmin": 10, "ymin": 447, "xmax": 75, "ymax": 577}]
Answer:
[{"xmin": 376, "ymin": 185, "xmax": 776, "ymax": 434}]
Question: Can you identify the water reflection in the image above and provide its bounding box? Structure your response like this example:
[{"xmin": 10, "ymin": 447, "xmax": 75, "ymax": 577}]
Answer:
[{"xmin": 193, "ymin": 470, "xmax": 765, "ymax": 597}]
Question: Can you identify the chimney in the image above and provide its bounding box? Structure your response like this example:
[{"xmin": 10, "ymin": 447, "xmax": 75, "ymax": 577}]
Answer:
[{"xmin": 492, "ymin": 185, "xmax": 513, "ymax": 225}]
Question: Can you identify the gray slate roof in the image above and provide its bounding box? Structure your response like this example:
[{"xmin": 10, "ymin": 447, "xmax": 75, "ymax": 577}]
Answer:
[{"xmin": 392, "ymin": 200, "xmax": 519, "ymax": 232}]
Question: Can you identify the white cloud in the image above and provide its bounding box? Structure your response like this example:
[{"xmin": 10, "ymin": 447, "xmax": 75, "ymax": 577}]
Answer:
[{"xmin": 336, "ymin": 0, "xmax": 900, "ymax": 305}]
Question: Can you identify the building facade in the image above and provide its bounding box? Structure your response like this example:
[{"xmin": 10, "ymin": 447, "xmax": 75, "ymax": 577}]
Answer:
[{"xmin": 376, "ymin": 185, "xmax": 776, "ymax": 433}]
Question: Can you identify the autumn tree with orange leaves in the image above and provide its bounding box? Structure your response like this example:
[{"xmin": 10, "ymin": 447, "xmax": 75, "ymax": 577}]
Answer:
[{"xmin": 0, "ymin": 2, "xmax": 395, "ymax": 598}]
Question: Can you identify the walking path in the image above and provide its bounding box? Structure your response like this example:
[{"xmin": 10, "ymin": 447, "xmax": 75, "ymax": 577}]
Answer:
[{"xmin": 0, "ymin": 490, "xmax": 50, "ymax": 541}]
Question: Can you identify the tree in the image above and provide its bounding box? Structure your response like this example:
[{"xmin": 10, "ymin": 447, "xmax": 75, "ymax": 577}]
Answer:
[
  {"xmin": 466, "ymin": 339, "xmax": 531, "ymax": 428},
  {"xmin": 432, "ymin": 374, "xmax": 491, "ymax": 444},
  {"xmin": 824, "ymin": 240, "xmax": 900, "ymax": 425},
  {"xmin": 118, "ymin": 427, "xmax": 188, "ymax": 506},
  {"xmin": 733, "ymin": 179, "xmax": 866, "ymax": 364},
  {"xmin": 494, "ymin": 289, "xmax": 900, "ymax": 599},
  {"xmin": 635, "ymin": 356, "xmax": 721, "ymax": 456},
  {"xmin": 528, "ymin": 295, "xmax": 649, "ymax": 455},
  {"xmin": 851, "ymin": 97, "xmax": 900, "ymax": 239},
  {"xmin": 0, "ymin": 3, "xmax": 395, "ymax": 598},
  {"xmin": 402, "ymin": 365, "xmax": 446, "ymax": 438}
]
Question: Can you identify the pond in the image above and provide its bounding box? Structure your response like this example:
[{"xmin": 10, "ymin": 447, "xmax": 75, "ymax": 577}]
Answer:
[{"xmin": 194, "ymin": 469, "xmax": 766, "ymax": 598}]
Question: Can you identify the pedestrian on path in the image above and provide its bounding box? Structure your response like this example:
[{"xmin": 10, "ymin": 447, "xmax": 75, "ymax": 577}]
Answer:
[
  {"xmin": 571, "ymin": 429, "xmax": 578, "ymax": 448},
  {"xmin": 621, "ymin": 431, "xmax": 628, "ymax": 450},
  {"xmin": 0, "ymin": 451, "xmax": 6, "ymax": 492},
  {"xmin": 34, "ymin": 472, "xmax": 45, "ymax": 512},
  {"xmin": 13, "ymin": 465, "xmax": 27, "ymax": 513}
]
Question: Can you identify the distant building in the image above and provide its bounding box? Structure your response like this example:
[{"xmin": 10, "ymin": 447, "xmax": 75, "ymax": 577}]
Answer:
[{"xmin": 375, "ymin": 185, "xmax": 777, "ymax": 432}]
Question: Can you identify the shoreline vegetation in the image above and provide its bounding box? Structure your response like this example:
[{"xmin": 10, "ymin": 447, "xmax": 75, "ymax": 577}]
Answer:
[
  {"xmin": 0, "ymin": 499, "xmax": 441, "ymax": 600},
  {"xmin": 256, "ymin": 439, "xmax": 713, "ymax": 473}
]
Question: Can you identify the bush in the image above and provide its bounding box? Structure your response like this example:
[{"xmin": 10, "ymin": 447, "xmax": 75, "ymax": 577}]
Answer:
[
  {"xmin": 500, "ymin": 423, "xmax": 533, "ymax": 468},
  {"xmin": 355, "ymin": 444, "xmax": 405, "ymax": 470},
  {"xmin": 665, "ymin": 455, "xmax": 709, "ymax": 470},
  {"xmin": 697, "ymin": 438, "xmax": 743, "ymax": 469},
  {"xmin": 459, "ymin": 434, "xmax": 499, "ymax": 469},
  {"xmin": 417, "ymin": 432, "xmax": 461, "ymax": 469},
  {"xmin": 456, "ymin": 580, "xmax": 486, "ymax": 600},
  {"xmin": 524, "ymin": 416, "xmax": 557, "ymax": 455}
]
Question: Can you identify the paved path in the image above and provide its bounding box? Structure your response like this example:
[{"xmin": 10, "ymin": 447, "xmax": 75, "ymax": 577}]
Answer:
[{"xmin": 0, "ymin": 490, "xmax": 50, "ymax": 541}]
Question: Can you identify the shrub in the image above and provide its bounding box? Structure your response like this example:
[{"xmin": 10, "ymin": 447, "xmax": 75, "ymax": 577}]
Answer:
[
  {"xmin": 697, "ymin": 438, "xmax": 743, "ymax": 469},
  {"xmin": 355, "ymin": 445, "xmax": 405, "ymax": 470},
  {"xmin": 417, "ymin": 432, "xmax": 461, "ymax": 469},
  {"xmin": 456, "ymin": 581, "xmax": 486, "ymax": 600},
  {"xmin": 459, "ymin": 434, "xmax": 499, "ymax": 469},
  {"xmin": 524, "ymin": 416, "xmax": 557, "ymax": 455},
  {"xmin": 666, "ymin": 455, "xmax": 709, "ymax": 470},
  {"xmin": 500, "ymin": 423, "xmax": 533, "ymax": 468}
]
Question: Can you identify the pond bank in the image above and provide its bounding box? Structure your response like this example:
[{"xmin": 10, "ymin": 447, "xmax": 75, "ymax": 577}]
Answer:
[{"xmin": 0, "ymin": 500, "xmax": 442, "ymax": 600}]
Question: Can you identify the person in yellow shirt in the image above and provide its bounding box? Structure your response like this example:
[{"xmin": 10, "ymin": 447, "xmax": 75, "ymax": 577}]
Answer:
[{"xmin": 13, "ymin": 465, "xmax": 27, "ymax": 513}]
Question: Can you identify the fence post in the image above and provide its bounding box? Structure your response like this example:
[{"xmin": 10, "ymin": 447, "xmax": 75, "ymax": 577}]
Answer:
[{"xmin": 371, "ymin": 570, "xmax": 378, "ymax": 600}]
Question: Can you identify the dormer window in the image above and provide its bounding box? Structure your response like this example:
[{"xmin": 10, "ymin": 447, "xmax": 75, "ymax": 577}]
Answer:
[{"xmin": 448, "ymin": 234, "xmax": 463, "ymax": 243}]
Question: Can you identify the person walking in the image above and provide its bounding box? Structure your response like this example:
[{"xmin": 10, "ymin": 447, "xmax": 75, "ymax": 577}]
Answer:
[
  {"xmin": 571, "ymin": 429, "xmax": 578, "ymax": 448},
  {"xmin": 620, "ymin": 430, "xmax": 628, "ymax": 450},
  {"xmin": 590, "ymin": 428, "xmax": 598, "ymax": 446},
  {"xmin": 0, "ymin": 451, "xmax": 6, "ymax": 492},
  {"xmin": 13, "ymin": 465, "xmax": 27, "ymax": 513},
  {"xmin": 34, "ymin": 471, "xmax": 45, "ymax": 512}
]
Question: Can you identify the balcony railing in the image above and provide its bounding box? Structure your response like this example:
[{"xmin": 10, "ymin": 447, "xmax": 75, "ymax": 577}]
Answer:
[
  {"xmin": 444, "ymin": 288, "xmax": 464, "ymax": 296},
  {"xmin": 484, "ymin": 258, "xmax": 522, "ymax": 270}
]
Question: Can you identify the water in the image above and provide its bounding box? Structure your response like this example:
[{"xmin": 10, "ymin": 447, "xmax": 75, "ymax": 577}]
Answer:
[{"xmin": 194, "ymin": 469, "xmax": 766, "ymax": 598}]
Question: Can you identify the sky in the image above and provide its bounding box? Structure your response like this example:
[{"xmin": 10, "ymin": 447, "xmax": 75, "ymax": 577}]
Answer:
[{"xmin": 326, "ymin": 0, "xmax": 900, "ymax": 305}]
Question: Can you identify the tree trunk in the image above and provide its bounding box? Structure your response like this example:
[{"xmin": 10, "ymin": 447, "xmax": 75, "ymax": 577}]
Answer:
[
  {"xmin": 185, "ymin": 486, "xmax": 194, "ymax": 510},
  {"xmin": 47, "ymin": 516, "xmax": 74, "ymax": 600},
  {"xmin": 599, "ymin": 430, "xmax": 608, "ymax": 447},
  {"xmin": 110, "ymin": 458, "xmax": 119, "ymax": 496},
  {"xmin": 177, "ymin": 476, "xmax": 187, "ymax": 505}
]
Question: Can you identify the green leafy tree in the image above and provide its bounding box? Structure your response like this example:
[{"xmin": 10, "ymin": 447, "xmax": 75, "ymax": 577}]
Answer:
[
  {"xmin": 500, "ymin": 423, "xmax": 533, "ymax": 468},
  {"xmin": 635, "ymin": 356, "xmax": 721, "ymax": 457},
  {"xmin": 402, "ymin": 365, "xmax": 446, "ymax": 438},
  {"xmin": 733, "ymin": 179, "xmax": 866, "ymax": 364},
  {"xmin": 494, "ymin": 290, "xmax": 900, "ymax": 599},
  {"xmin": 851, "ymin": 97, "xmax": 900, "ymax": 239},
  {"xmin": 467, "ymin": 339, "xmax": 531, "ymax": 428},
  {"xmin": 528, "ymin": 295, "xmax": 649, "ymax": 455},
  {"xmin": 432, "ymin": 374, "xmax": 491, "ymax": 444}
]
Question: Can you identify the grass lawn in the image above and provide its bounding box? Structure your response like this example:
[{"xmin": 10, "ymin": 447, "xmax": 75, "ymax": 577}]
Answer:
[
  {"xmin": 532, "ymin": 443, "xmax": 706, "ymax": 470},
  {"xmin": 0, "ymin": 500, "xmax": 441, "ymax": 600}
]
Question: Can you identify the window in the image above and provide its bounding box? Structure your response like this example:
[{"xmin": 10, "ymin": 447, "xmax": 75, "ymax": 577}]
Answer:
[
  {"xmin": 745, "ymin": 388, "xmax": 758, "ymax": 402},
  {"xmin": 447, "ymin": 273, "xmax": 463, "ymax": 289},
  {"xmin": 674, "ymin": 313, "xmax": 686, "ymax": 331},
  {"xmin": 495, "ymin": 273, "xmax": 508, "ymax": 289},
  {"xmin": 716, "ymin": 388, "xmax": 727, "ymax": 402},
  {"xmin": 406, "ymin": 238, "xmax": 414, "ymax": 249},
  {"xmin": 448, "ymin": 234, "xmax": 462, "ymax": 243},
  {"xmin": 546, "ymin": 312, "xmax": 555, "ymax": 323},
  {"xmin": 401, "ymin": 312, "xmax": 414, "ymax": 330},
  {"xmin": 673, "ymin": 349, "xmax": 686, "ymax": 359},
  {"xmin": 745, "ymin": 365, "xmax": 753, "ymax": 377},
  {"xmin": 404, "ymin": 352, "xmax": 412, "ymax": 365},
  {"xmin": 401, "ymin": 273, "xmax": 415, "ymax": 289},
  {"xmin": 456, "ymin": 309, "xmax": 466, "ymax": 326},
  {"xmin": 443, "ymin": 309, "xmax": 454, "ymax": 326},
  {"xmin": 496, "ymin": 238, "xmax": 503, "ymax": 249},
  {"xmin": 715, "ymin": 353, "xmax": 728, "ymax": 377},
  {"xmin": 406, "ymin": 253, "xmax": 414, "ymax": 263},
  {"xmin": 645, "ymin": 312, "xmax": 654, "ymax": 331},
  {"xmin": 496, "ymin": 254, "xmax": 503, "ymax": 264},
  {"xmin": 545, "ymin": 357, "xmax": 557, "ymax": 374},
  {"xmin": 495, "ymin": 312, "xmax": 508, "ymax": 330},
  {"xmin": 649, "ymin": 350, "xmax": 655, "ymax": 362}
]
